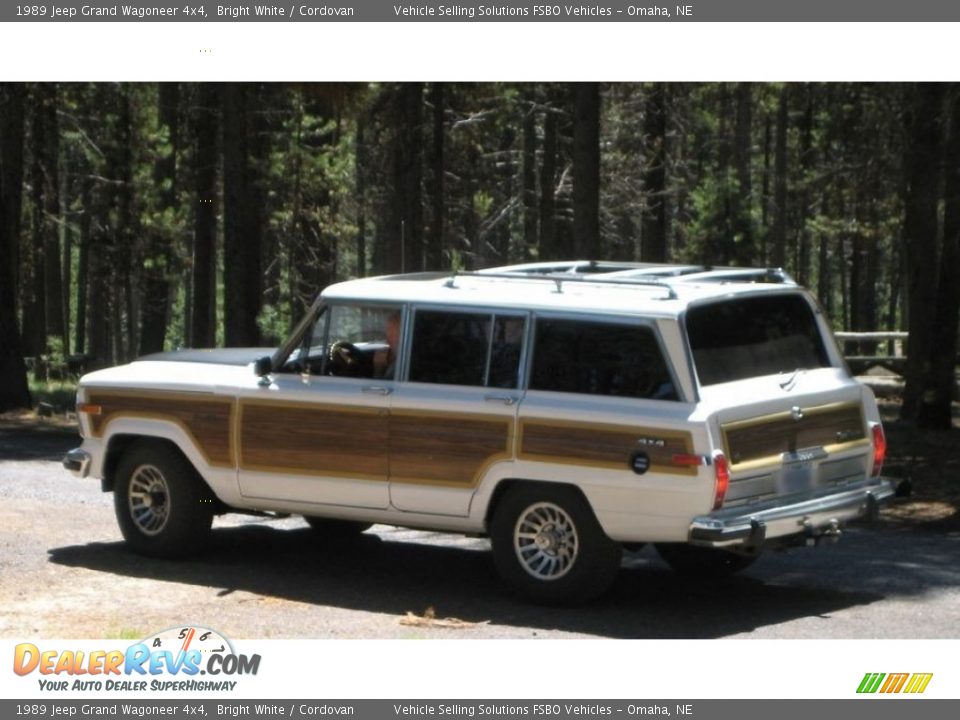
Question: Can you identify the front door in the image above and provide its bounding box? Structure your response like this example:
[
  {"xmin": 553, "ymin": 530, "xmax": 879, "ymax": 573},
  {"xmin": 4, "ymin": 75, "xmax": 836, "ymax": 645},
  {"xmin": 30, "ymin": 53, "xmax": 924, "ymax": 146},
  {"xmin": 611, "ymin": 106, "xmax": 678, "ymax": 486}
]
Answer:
[{"xmin": 236, "ymin": 303, "xmax": 402, "ymax": 510}]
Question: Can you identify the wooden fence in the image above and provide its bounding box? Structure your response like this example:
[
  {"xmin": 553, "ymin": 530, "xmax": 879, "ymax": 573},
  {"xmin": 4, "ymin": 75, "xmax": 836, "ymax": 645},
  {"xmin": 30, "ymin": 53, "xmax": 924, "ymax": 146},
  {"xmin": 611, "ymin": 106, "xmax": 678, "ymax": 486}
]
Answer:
[{"xmin": 835, "ymin": 331, "xmax": 909, "ymax": 375}]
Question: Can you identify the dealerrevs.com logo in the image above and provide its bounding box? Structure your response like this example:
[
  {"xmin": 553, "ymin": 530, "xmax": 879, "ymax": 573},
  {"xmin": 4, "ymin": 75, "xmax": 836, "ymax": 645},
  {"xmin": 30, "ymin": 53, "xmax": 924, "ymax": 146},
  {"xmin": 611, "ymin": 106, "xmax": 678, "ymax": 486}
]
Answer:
[
  {"xmin": 13, "ymin": 626, "xmax": 260, "ymax": 692},
  {"xmin": 857, "ymin": 673, "xmax": 933, "ymax": 694}
]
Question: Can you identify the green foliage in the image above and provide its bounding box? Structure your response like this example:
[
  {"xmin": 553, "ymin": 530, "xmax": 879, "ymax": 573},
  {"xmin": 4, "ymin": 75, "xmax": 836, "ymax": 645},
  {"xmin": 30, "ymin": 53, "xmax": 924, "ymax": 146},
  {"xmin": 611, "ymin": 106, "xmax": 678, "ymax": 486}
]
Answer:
[
  {"xmin": 256, "ymin": 303, "xmax": 288, "ymax": 347},
  {"xmin": 28, "ymin": 379, "xmax": 77, "ymax": 411},
  {"xmin": 7, "ymin": 80, "xmax": 943, "ymax": 378}
]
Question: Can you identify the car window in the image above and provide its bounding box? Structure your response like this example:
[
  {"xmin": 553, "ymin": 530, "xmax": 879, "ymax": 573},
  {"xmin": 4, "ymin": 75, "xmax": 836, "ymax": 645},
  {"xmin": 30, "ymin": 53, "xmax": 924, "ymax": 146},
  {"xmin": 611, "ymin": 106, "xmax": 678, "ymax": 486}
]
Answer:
[
  {"xmin": 409, "ymin": 310, "xmax": 526, "ymax": 389},
  {"xmin": 322, "ymin": 304, "xmax": 403, "ymax": 379},
  {"xmin": 530, "ymin": 318, "xmax": 678, "ymax": 400},
  {"xmin": 487, "ymin": 315, "xmax": 526, "ymax": 389},
  {"xmin": 685, "ymin": 294, "xmax": 830, "ymax": 386}
]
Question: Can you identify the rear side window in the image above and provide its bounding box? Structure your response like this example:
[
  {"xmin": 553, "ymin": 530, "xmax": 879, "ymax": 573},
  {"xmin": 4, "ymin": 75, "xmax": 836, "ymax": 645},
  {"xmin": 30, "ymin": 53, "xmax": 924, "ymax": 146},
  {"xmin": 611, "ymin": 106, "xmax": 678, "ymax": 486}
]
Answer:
[
  {"xmin": 686, "ymin": 294, "xmax": 831, "ymax": 386},
  {"xmin": 409, "ymin": 310, "xmax": 525, "ymax": 388},
  {"xmin": 530, "ymin": 319, "xmax": 677, "ymax": 400}
]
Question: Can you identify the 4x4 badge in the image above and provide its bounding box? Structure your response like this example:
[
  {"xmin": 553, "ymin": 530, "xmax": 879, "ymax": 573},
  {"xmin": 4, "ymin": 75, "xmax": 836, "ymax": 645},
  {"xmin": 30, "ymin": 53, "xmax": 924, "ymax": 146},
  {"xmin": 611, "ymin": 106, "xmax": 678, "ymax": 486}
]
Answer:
[{"xmin": 636, "ymin": 437, "xmax": 666, "ymax": 449}]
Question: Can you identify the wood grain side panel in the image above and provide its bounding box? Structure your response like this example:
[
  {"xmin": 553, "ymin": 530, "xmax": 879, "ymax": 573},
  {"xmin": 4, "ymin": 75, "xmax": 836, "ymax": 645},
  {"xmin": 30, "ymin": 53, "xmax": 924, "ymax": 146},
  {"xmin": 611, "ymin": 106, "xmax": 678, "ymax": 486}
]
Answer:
[
  {"xmin": 519, "ymin": 420, "xmax": 695, "ymax": 475},
  {"xmin": 240, "ymin": 401, "xmax": 388, "ymax": 478},
  {"xmin": 87, "ymin": 391, "xmax": 233, "ymax": 466},
  {"xmin": 388, "ymin": 414, "xmax": 511, "ymax": 486},
  {"xmin": 724, "ymin": 403, "xmax": 865, "ymax": 466}
]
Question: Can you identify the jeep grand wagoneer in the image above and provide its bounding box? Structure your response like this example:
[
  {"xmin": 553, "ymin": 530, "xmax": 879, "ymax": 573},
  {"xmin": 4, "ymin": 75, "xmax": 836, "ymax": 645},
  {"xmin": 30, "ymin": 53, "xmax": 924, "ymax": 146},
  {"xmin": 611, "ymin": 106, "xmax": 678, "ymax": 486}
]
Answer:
[{"xmin": 64, "ymin": 262, "xmax": 893, "ymax": 603}]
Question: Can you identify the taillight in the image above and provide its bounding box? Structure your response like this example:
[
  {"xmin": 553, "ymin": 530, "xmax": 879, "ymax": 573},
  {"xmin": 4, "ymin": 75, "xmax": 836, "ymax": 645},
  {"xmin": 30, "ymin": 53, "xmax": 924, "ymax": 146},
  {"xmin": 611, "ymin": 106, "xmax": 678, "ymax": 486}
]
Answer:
[
  {"xmin": 871, "ymin": 423, "xmax": 886, "ymax": 477},
  {"xmin": 713, "ymin": 452, "xmax": 730, "ymax": 509}
]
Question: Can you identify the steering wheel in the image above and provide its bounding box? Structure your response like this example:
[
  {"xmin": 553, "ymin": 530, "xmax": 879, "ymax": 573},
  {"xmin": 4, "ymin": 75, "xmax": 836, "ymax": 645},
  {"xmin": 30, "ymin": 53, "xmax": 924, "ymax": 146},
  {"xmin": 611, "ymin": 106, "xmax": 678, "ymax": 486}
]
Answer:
[{"xmin": 328, "ymin": 341, "xmax": 372, "ymax": 377}]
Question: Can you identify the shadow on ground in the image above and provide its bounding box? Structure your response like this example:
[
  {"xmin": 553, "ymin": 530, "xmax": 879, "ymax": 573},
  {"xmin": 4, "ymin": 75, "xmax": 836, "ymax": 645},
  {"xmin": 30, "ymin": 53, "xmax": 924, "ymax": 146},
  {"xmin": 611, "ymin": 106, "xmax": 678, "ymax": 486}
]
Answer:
[
  {"xmin": 0, "ymin": 425, "xmax": 76, "ymax": 462},
  {"xmin": 48, "ymin": 521, "xmax": 960, "ymax": 639}
]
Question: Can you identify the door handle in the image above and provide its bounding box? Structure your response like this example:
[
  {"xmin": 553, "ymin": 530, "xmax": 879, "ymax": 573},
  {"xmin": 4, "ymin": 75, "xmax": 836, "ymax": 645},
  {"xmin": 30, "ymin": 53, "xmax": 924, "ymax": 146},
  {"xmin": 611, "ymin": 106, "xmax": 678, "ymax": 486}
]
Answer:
[
  {"xmin": 484, "ymin": 394, "xmax": 517, "ymax": 406},
  {"xmin": 362, "ymin": 386, "xmax": 392, "ymax": 396}
]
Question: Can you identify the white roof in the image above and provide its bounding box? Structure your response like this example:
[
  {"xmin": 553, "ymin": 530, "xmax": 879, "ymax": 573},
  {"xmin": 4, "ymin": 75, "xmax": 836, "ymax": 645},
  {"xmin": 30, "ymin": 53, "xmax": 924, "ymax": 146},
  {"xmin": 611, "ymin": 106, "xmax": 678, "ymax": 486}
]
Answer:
[{"xmin": 320, "ymin": 264, "xmax": 804, "ymax": 319}]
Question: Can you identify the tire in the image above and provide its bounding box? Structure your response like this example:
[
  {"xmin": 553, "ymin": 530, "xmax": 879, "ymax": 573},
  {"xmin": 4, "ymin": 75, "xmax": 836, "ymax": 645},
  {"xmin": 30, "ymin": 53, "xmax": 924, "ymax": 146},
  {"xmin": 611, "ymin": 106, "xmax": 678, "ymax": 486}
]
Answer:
[
  {"xmin": 302, "ymin": 516, "xmax": 372, "ymax": 540},
  {"xmin": 490, "ymin": 485, "xmax": 622, "ymax": 605},
  {"xmin": 113, "ymin": 441, "xmax": 214, "ymax": 558},
  {"xmin": 654, "ymin": 543, "xmax": 759, "ymax": 578}
]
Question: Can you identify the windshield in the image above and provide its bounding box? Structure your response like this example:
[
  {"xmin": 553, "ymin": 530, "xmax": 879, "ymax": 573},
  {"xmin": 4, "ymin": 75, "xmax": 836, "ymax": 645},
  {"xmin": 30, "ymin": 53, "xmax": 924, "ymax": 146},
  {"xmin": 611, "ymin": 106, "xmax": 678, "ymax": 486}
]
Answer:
[{"xmin": 685, "ymin": 293, "xmax": 831, "ymax": 386}]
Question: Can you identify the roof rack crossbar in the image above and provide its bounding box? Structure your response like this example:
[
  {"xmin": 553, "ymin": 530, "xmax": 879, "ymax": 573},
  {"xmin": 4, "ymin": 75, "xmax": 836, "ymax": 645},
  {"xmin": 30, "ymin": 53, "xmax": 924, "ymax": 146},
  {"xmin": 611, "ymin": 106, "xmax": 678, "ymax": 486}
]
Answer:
[{"xmin": 447, "ymin": 270, "xmax": 678, "ymax": 299}]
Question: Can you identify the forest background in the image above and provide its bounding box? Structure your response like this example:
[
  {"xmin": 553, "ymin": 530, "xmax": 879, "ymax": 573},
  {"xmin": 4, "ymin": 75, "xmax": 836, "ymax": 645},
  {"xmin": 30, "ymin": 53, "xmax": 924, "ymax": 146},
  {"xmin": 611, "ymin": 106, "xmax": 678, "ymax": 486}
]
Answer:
[{"xmin": 0, "ymin": 82, "xmax": 957, "ymax": 428}]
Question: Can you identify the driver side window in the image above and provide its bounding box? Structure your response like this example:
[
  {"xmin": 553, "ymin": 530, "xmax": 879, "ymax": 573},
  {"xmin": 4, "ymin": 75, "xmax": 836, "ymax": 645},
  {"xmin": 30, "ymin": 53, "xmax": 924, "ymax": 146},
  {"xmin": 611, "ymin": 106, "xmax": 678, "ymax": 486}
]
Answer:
[{"xmin": 324, "ymin": 304, "xmax": 403, "ymax": 379}]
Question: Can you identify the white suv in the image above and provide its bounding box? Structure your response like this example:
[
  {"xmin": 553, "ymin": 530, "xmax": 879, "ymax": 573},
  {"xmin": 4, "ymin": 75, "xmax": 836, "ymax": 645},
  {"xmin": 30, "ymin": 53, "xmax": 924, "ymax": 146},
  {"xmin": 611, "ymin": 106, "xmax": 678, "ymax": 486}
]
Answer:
[{"xmin": 64, "ymin": 262, "xmax": 893, "ymax": 604}]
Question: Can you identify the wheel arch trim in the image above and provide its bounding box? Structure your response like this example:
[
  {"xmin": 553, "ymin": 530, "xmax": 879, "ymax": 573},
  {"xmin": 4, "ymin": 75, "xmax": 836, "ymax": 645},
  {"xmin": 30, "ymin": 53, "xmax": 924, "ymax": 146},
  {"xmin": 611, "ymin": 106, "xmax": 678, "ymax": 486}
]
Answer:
[{"xmin": 100, "ymin": 418, "xmax": 230, "ymax": 500}]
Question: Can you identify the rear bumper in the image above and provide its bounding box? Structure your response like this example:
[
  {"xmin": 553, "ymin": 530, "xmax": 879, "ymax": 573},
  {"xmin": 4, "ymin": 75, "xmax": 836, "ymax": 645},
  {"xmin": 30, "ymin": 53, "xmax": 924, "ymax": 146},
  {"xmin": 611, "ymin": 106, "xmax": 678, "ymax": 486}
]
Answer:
[{"xmin": 689, "ymin": 478, "xmax": 895, "ymax": 548}]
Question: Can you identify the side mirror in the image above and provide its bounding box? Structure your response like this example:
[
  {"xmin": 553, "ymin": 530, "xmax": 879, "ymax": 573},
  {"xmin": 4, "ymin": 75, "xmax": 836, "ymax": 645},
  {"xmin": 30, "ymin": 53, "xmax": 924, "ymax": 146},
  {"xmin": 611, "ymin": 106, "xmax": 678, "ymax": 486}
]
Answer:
[{"xmin": 253, "ymin": 355, "xmax": 273, "ymax": 377}]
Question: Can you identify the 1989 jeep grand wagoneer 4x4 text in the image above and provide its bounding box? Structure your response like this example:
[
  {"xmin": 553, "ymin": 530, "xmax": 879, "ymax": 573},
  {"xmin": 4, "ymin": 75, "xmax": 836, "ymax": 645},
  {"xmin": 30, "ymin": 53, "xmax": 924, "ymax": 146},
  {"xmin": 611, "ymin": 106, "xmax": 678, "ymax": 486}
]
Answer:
[{"xmin": 64, "ymin": 261, "xmax": 894, "ymax": 603}]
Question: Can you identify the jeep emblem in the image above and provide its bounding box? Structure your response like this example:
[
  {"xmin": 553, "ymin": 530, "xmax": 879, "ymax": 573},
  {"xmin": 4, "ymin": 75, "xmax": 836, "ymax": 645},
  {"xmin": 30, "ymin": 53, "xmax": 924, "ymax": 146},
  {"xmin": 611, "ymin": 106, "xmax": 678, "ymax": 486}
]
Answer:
[{"xmin": 630, "ymin": 451, "xmax": 651, "ymax": 475}]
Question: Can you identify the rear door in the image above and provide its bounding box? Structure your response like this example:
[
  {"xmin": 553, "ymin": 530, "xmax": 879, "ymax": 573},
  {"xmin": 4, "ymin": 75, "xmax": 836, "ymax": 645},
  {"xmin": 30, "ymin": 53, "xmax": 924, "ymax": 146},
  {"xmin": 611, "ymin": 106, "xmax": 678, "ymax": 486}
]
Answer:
[
  {"xmin": 387, "ymin": 307, "xmax": 527, "ymax": 516},
  {"xmin": 515, "ymin": 314, "xmax": 704, "ymax": 541}
]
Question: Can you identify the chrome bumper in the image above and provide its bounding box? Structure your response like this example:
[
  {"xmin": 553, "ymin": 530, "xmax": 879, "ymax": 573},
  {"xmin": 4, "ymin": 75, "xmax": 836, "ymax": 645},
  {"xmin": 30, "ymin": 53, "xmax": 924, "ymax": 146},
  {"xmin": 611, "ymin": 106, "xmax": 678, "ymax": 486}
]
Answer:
[
  {"xmin": 62, "ymin": 447, "xmax": 92, "ymax": 478},
  {"xmin": 689, "ymin": 479, "xmax": 895, "ymax": 548}
]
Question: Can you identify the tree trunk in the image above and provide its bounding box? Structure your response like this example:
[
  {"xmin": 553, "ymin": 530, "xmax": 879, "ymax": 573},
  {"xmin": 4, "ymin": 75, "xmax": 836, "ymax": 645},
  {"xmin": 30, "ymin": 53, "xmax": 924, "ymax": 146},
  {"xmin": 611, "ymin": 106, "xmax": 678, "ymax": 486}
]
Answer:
[
  {"xmin": 426, "ymin": 82, "xmax": 445, "ymax": 270},
  {"xmin": 796, "ymin": 85, "xmax": 815, "ymax": 286},
  {"xmin": 390, "ymin": 83, "xmax": 423, "ymax": 273},
  {"xmin": 761, "ymin": 111, "xmax": 772, "ymax": 265},
  {"xmin": 900, "ymin": 83, "xmax": 945, "ymax": 421},
  {"xmin": 817, "ymin": 193, "xmax": 832, "ymax": 317},
  {"xmin": 22, "ymin": 86, "xmax": 54, "ymax": 363},
  {"xmin": 74, "ymin": 180, "xmax": 91, "ymax": 355},
  {"xmin": 191, "ymin": 83, "xmax": 218, "ymax": 348},
  {"xmin": 86, "ymin": 224, "xmax": 111, "ymax": 369},
  {"xmin": 771, "ymin": 86, "xmax": 789, "ymax": 269},
  {"xmin": 139, "ymin": 83, "xmax": 179, "ymax": 355},
  {"xmin": 0, "ymin": 84, "xmax": 24, "ymax": 314},
  {"xmin": 38, "ymin": 85, "xmax": 66, "ymax": 353},
  {"xmin": 850, "ymin": 203, "xmax": 864, "ymax": 335},
  {"xmin": 355, "ymin": 112, "xmax": 367, "ymax": 277},
  {"xmin": 521, "ymin": 91, "xmax": 538, "ymax": 261},
  {"xmin": 0, "ymin": 82, "xmax": 31, "ymax": 410},
  {"xmin": 572, "ymin": 82, "xmax": 601, "ymax": 259},
  {"xmin": 918, "ymin": 88, "xmax": 960, "ymax": 428},
  {"xmin": 118, "ymin": 87, "xmax": 137, "ymax": 362},
  {"xmin": 222, "ymin": 83, "xmax": 263, "ymax": 347},
  {"xmin": 538, "ymin": 97, "xmax": 558, "ymax": 259},
  {"xmin": 732, "ymin": 81, "xmax": 754, "ymax": 265},
  {"xmin": 642, "ymin": 83, "xmax": 669, "ymax": 262},
  {"xmin": 492, "ymin": 125, "xmax": 515, "ymax": 264}
]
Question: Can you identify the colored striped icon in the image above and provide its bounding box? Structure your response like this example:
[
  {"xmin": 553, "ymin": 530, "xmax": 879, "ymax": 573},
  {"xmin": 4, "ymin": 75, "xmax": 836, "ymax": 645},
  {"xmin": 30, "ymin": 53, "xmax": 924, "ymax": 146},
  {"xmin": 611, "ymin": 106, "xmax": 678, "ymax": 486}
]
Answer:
[{"xmin": 857, "ymin": 672, "xmax": 933, "ymax": 694}]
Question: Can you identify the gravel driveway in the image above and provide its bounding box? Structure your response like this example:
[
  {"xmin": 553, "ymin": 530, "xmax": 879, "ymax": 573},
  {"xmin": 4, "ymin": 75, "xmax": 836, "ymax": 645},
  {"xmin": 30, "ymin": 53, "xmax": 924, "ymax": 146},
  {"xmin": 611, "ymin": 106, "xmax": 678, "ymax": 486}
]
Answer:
[{"xmin": 2, "ymin": 424, "xmax": 959, "ymax": 640}]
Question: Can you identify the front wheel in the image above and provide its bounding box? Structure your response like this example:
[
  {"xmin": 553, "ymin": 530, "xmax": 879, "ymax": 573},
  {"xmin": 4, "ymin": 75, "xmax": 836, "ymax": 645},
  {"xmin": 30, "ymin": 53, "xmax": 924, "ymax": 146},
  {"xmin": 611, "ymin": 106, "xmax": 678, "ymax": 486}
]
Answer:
[
  {"xmin": 490, "ymin": 485, "xmax": 621, "ymax": 605},
  {"xmin": 114, "ymin": 441, "xmax": 213, "ymax": 558},
  {"xmin": 654, "ymin": 543, "xmax": 759, "ymax": 578}
]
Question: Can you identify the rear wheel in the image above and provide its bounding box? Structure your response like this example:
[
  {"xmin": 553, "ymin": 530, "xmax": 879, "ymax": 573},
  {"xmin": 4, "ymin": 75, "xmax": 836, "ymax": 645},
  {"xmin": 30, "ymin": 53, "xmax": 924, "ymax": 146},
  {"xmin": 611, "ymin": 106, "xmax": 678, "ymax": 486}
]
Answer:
[
  {"xmin": 491, "ymin": 485, "xmax": 621, "ymax": 605},
  {"xmin": 655, "ymin": 543, "xmax": 758, "ymax": 578},
  {"xmin": 114, "ymin": 441, "xmax": 213, "ymax": 558}
]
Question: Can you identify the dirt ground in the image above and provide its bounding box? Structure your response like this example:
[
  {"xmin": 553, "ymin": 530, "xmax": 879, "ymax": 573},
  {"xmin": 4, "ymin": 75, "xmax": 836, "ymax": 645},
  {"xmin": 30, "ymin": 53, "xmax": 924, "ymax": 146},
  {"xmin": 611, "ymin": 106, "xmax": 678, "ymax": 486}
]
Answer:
[{"xmin": 875, "ymin": 401, "xmax": 960, "ymax": 532}]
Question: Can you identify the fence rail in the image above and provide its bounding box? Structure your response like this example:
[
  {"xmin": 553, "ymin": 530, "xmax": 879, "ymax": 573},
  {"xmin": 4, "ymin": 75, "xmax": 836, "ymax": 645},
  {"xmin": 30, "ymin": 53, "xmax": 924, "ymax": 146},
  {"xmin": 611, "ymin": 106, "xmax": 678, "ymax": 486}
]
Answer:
[{"xmin": 835, "ymin": 331, "xmax": 908, "ymax": 375}]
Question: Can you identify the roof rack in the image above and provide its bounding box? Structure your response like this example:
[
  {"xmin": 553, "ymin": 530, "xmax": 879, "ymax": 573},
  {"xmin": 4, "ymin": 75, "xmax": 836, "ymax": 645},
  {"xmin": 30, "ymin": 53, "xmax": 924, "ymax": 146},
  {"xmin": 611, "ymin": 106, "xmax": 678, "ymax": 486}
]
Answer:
[
  {"xmin": 604, "ymin": 266, "xmax": 794, "ymax": 285},
  {"xmin": 445, "ymin": 270, "xmax": 679, "ymax": 299},
  {"xmin": 482, "ymin": 260, "xmax": 652, "ymax": 275},
  {"xmin": 483, "ymin": 261, "xmax": 794, "ymax": 286}
]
